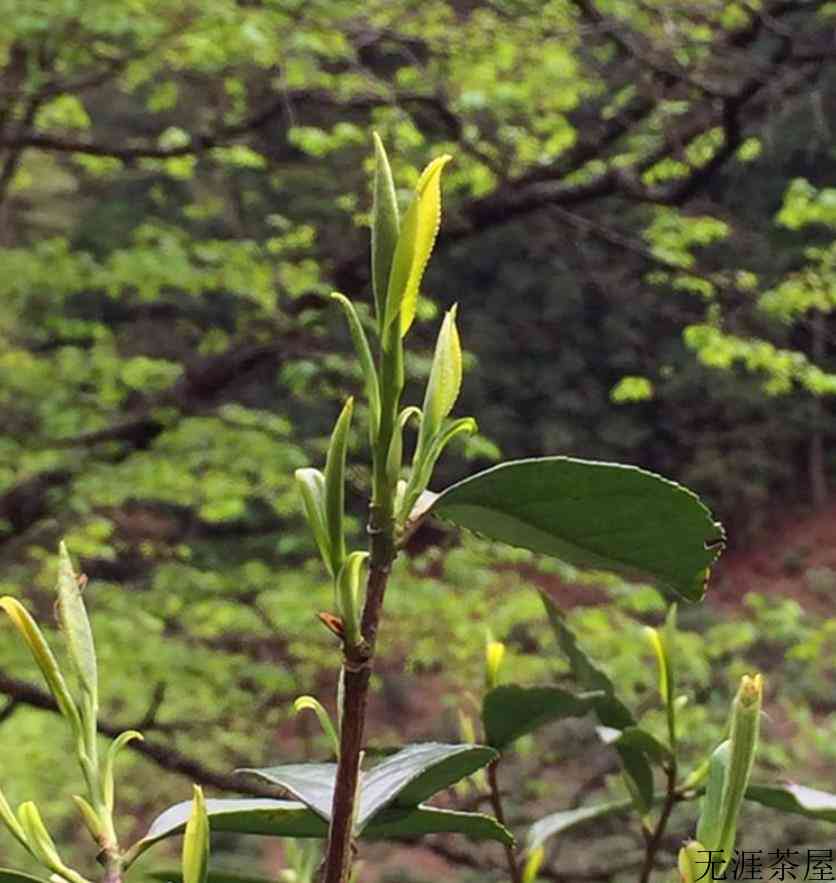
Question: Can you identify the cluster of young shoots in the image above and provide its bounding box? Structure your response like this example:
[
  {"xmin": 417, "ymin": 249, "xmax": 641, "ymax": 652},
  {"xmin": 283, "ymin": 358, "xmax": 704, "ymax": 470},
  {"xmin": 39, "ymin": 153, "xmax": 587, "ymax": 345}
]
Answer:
[{"xmin": 0, "ymin": 137, "xmax": 778, "ymax": 883}]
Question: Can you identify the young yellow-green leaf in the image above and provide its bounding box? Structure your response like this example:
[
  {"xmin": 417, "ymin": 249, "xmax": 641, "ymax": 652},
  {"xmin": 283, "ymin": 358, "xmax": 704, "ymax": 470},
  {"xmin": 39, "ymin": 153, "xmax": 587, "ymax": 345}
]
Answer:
[
  {"xmin": 103, "ymin": 730, "xmax": 144, "ymax": 813},
  {"xmin": 383, "ymin": 155, "xmax": 452, "ymax": 340},
  {"xmin": 421, "ymin": 306, "xmax": 462, "ymax": 440},
  {"xmin": 294, "ymin": 468, "xmax": 332, "ymax": 575},
  {"xmin": 431, "ymin": 458, "xmax": 725, "ymax": 602},
  {"xmin": 645, "ymin": 604, "xmax": 677, "ymax": 748},
  {"xmin": 335, "ymin": 551, "xmax": 368, "ymax": 651},
  {"xmin": 16, "ymin": 803, "xmax": 63, "ymax": 873},
  {"xmin": 399, "ymin": 417, "xmax": 477, "ymax": 525},
  {"xmin": 371, "ymin": 133, "xmax": 400, "ymax": 326},
  {"xmin": 0, "ymin": 598, "xmax": 81, "ymax": 733},
  {"xmin": 484, "ymin": 640, "xmax": 505, "ymax": 690},
  {"xmin": 0, "ymin": 788, "xmax": 30, "ymax": 853},
  {"xmin": 330, "ymin": 292, "xmax": 381, "ymax": 439},
  {"xmin": 56, "ymin": 543, "xmax": 97, "ymax": 704},
  {"xmin": 696, "ymin": 740, "xmax": 730, "ymax": 850},
  {"xmin": 678, "ymin": 841, "xmax": 707, "ymax": 883},
  {"xmin": 716, "ymin": 674, "xmax": 762, "ymax": 866},
  {"xmin": 182, "ymin": 786, "xmax": 209, "ymax": 883},
  {"xmin": 324, "ymin": 398, "xmax": 354, "ymax": 576},
  {"xmin": 293, "ymin": 696, "xmax": 340, "ymax": 759},
  {"xmin": 71, "ymin": 795, "xmax": 103, "ymax": 842},
  {"xmin": 386, "ymin": 406, "xmax": 421, "ymax": 492},
  {"xmin": 522, "ymin": 847, "xmax": 544, "ymax": 883}
]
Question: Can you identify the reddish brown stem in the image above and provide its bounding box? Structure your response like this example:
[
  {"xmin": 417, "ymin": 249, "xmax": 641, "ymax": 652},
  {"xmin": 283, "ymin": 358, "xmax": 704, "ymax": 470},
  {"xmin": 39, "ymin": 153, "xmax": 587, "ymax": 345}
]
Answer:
[
  {"xmin": 488, "ymin": 760, "xmax": 521, "ymax": 883},
  {"xmin": 321, "ymin": 514, "xmax": 394, "ymax": 883}
]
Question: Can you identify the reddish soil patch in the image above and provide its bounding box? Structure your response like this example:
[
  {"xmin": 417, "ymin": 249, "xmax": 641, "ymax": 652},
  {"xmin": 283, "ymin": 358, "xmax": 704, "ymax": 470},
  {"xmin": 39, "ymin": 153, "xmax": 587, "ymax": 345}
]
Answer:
[{"xmin": 708, "ymin": 502, "xmax": 836, "ymax": 616}]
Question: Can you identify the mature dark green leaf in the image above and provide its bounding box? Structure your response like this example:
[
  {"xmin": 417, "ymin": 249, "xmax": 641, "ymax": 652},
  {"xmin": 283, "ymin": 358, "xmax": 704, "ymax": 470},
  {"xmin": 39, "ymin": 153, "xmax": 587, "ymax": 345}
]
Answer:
[
  {"xmin": 616, "ymin": 743, "xmax": 655, "ymax": 816},
  {"xmin": 358, "ymin": 743, "xmax": 497, "ymax": 828},
  {"xmin": 431, "ymin": 458, "xmax": 724, "ymax": 601},
  {"xmin": 236, "ymin": 764, "xmax": 336, "ymax": 820},
  {"xmin": 597, "ymin": 727, "xmax": 669, "ymax": 816},
  {"xmin": 541, "ymin": 593, "xmax": 634, "ymax": 730},
  {"xmin": 483, "ymin": 685, "xmax": 600, "ymax": 750},
  {"xmin": 365, "ymin": 805, "xmax": 512, "ymax": 844},
  {"xmin": 745, "ymin": 784, "xmax": 836, "ymax": 822},
  {"xmin": 526, "ymin": 800, "xmax": 634, "ymax": 851},
  {"xmin": 239, "ymin": 745, "xmax": 497, "ymax": 833},
  {"xmin": 597, "ymin": 726, "xmax": 672, "ymax": 765},
  {"xmin": 0, "ymin": 871, "xmax": 51, "ymax": 883},
  {"xmin": 127, "ymin": 799, "xmax": 327, "ymax": 864},
  {"xmin": 541, "ymin": 593, "xmax": 655, "ymax": 813}
]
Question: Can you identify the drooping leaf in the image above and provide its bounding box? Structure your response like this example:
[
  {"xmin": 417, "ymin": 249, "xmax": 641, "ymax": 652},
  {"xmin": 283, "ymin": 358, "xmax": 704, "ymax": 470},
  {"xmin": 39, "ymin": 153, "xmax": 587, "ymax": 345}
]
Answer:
[
  {"xmin": 103, "ymin": 730, "xmax": 143, "ymax": 812},
  {"xmin": 236, "ymin": 764, "xmax": 337, "ymax": 821},
  {"xmin": 482, "ymin": 686, "xmax": 600, "ymax": 751},
  {"xmin": 0, "ymin": 598, "xmax": 80, "ymax": 732},
  {"xmin": 125, "ymin": 799, "xmax": 328, "ymax": 866},
  {"xmin": 357, "ymin": 743, "xmax": 497, "ymax": 829},
  {"xmin": 745, "ymin": 783, "xmax": 836, "ymax": 823},
  {"xmin": 431, "ymin": 457, "xmax": 724, "ymax": 601},
  {"xmin": 364, "ymin": 805, "xmax": 512, "ymax": 844},
  {"xmin": 383, "ymin": 155, "xmax": 452, "ymax": 339},
  {"xmin": 526, "ymin": 799, "xmax": 634, "ymax": 851},
  {"xmin": 540, "ymin": 593, "xmax": 635, "ymax": 730},
  {"xmin": 293, "ymin": 697, "xmax": 339, "ymax": 759}
]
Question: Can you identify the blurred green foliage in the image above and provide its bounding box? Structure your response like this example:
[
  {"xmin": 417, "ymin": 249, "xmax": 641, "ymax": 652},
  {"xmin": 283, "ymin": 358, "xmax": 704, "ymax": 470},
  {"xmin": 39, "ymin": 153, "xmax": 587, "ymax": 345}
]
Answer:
[{"xmin": 0, "ymin": 0, "xmax": 834, "ymax": 879}]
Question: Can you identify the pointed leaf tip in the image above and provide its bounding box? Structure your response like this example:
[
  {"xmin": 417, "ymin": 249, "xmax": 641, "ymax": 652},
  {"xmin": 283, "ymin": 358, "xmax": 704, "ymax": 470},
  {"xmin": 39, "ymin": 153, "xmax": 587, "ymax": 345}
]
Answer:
[{"xmin": 182, "ymin": 786, "xmax": 209, "ymax": 883}]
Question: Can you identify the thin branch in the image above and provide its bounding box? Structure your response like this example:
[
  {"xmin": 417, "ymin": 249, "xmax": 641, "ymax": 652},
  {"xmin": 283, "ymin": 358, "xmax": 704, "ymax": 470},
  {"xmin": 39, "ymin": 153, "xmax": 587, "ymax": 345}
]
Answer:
[
  {"xmin": 0, "ymin": 698, "xmax": 19, "ymax": 725},
  {"xmin": 0, "ymin": 669, "xmax": 277, "ymax": 796},
  {"xmin": 638, "ymin": 763, "xmax": 679, "ymax": 883},
  {"xmin": 487, "ymin": 759, "xmax": 521, "ymax": 883}
]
